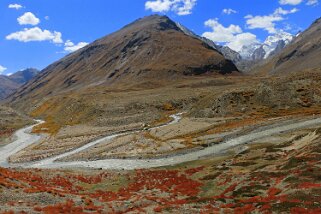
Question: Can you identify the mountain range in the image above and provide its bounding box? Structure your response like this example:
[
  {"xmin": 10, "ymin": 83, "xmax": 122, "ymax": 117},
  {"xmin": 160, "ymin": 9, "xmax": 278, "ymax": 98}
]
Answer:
[
  {"xmin": 177, "ymin": 21, "xmax": 295, "ymax": 72},
  {"xmin": 254, "ymin": 17, "xmax": 321, "ymax": 74},
  {"xmin": 4, "ymin": 15, "xmax": 321, "ymax": 107},
  {"xmin": 239, "ymin": 32, "xmax": 294, "ymax": 61}
]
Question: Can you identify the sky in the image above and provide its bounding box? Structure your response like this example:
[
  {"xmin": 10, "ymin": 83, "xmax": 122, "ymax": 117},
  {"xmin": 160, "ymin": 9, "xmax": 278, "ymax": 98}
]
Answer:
[{"xmin": 0, "ymin": 0, "xmax": 320, "ymax": 75}]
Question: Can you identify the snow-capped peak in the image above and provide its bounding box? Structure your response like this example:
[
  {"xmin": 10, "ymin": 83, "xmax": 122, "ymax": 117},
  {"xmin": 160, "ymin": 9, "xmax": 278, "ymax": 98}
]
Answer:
[
  {"xmin": 262, "ymin": 32, "xmax": 294, "ymax": 58},
  {"xmin": 238, "ymin": 32, "xmax": 294, "ymax": 60}
]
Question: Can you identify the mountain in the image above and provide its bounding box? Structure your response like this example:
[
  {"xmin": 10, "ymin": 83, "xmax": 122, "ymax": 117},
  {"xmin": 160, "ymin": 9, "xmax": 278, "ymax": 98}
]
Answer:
[
  {"xmin": 8, "ymin": 68, "xmax": 40, "ymax": 84},
  {"xmin": 254, "ymin": 17, "xmax": 321, "ymax": 74},
  {"xmin": 0, "ymin": 68, "xmax": 39, "ymax": 100},
  {"xmin": 268, "ymin": 40, "xmax": 286, "ymax": 57},
  {"xmin": 176, "ymin": 22, "xmax": 221, "ymax": 51},
  {"xmin": 0, "ymin": 76, "xmax": 20, "ymax": 100},
  {"xmin": 176, "ymin": 21, "xmax": 294, "ymax": 72},
  {"xmin": 8, "ymin": 15, "xmax": 238, "ymax": 106},
  {"xmin": 252, "ymin": 46, "xmax": 266, "ymax": 61},
  {"xmin": 239, "ymin": 32, "xmax": 294, "ymax": 61},
  {"xmin": 175, "ymin": 23, "xmax": 252, "ymax": 71},
  {"xmin": 217, "ymin": 46, "xmax": 242, "ymax": 63},
  {"xmin": 262, "ymin": 32, "xmax": 293, "ymax": 58},
  {"xmin": 202, "ymin": 33, "xmax": 294, "ymax": 72}
]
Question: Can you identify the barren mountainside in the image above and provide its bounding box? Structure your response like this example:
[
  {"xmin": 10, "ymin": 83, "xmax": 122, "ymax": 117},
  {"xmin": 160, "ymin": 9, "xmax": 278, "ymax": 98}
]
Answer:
[{"xmin": 8, "ymin": 15, "xmax": 238, "ymax": 106}]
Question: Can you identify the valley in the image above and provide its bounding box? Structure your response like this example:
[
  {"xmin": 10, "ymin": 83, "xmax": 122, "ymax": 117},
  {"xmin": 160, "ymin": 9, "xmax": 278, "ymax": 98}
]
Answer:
[
  {"xmin": 0, "ymin": 11, "xmax": 321, "ymax": 213},
  {"xmin": 3, "ymin": 109, "xmax": 321, "ymax": 170},
  {"xmin": 1, "ymin": 69, "xmax": 321, "ymax": 212}
]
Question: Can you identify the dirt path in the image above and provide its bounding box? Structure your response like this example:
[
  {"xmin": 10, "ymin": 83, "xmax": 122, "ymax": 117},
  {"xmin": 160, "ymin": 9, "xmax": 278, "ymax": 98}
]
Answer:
[{"xmin": 0, "ymin": 120, "xmax": 43, "ymax": 167}]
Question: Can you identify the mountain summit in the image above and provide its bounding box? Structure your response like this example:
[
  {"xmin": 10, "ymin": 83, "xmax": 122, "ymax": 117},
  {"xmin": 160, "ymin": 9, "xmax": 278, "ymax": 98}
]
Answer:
[{"xmin": 8, "ymin": 15, "xmax": 238, "ymax": 105}]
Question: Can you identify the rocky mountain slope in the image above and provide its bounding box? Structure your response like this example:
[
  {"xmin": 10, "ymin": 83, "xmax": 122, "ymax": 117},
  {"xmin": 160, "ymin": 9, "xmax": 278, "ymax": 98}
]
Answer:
[
  {"xmin": 254, "ymin": 17, "xmax": 321, "ymax": 75},
  {"xmin": 0, "ymin": 68, "xmax": 39, "ymax": 100},
  {"xmin": 8, "ymin": 15, "xmax": 238, "ymax": 108}
]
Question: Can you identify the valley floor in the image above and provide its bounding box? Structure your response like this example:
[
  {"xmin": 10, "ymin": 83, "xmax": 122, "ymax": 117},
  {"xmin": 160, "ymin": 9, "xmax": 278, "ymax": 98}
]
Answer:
[{"xmin": 1, "ymin": 123, "xmax": 321, "ymax": 213}]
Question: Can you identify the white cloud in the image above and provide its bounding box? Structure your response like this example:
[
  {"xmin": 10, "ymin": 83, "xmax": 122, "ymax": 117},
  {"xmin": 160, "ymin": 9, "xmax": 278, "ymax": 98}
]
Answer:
[
  {"xmin": 6, "ymin": 27, "xmax": 63, "ymax": 44},
  {"xmin": 64, "ymin": 40, "xmax": 88, "ymax": 52},
  {"xmin": 202, "ymin": 19, "xmax": 258, "ymax": 52},
  {"xmin": 279, "ymin": 0, "xmax": 303, "ymax": 5},
  {"xmin": 145, "ymin": 0, "xmax": 197, "ymax": 16},
  {"xmin": 227, "ymin": 33, "xmax": 259, "ymax": 52},
  {"xmin": 0, "ymin": 65, "xmax": 7, "ymax": 74},
  {"xmin": 245, "ymin": 14, "xmax": 283, "ymax": 33},
  {"xmin": 18, "ymin": 12, "xmax": 40, "ymax": 26},
  {"xmin": 45, "ymin": 16, "xmax": 50, "ymax": 20},
  {"xmin": 245, "ymin": 7, "xmax": 298, "ymax": 34},
  {"xmin": 274, "ymin": 7, "xmax": 299, "ymax": 15},
  {"xmin": 146, "ymin": 0, "xmax": 172, "ymax": 12},
  {"xmin": 307, "ymin": 0, "xmax": 319, "ymax": 5},
  {"xmin": 6, "ymin": 73, "xmax": 13, "ymax": 76},
  {"xmin": 8, "ymin": 4, "xmax": 23, "ymax": 10},
  {"xmin": 202, "ymin": 19, "xmax": 242, "ymax": 43},
  {"xmin": 222, "ymin": 8, "xmax": 237, "ymax": 15}
]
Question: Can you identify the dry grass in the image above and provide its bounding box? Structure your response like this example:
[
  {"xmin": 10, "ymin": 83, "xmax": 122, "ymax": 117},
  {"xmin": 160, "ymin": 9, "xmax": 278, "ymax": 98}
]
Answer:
[{"xmin": 32, "ymin": 116, "xmax": 61, "ymax": 135}]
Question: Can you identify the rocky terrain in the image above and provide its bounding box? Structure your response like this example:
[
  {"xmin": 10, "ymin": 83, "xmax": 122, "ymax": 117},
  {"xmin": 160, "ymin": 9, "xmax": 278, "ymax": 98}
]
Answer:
[
  {"xmin": 0, "ymin": 68, "xmax": 39, "ymax": 100},
  {"xmin": 190, "ymin": 70, "xmax": 321, "ymax": 118}
]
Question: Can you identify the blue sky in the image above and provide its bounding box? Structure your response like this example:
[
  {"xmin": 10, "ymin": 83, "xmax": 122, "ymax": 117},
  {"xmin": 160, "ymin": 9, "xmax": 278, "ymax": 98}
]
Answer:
[{"xmin": 0, "ymin": 0, "xmax": 320, "ymax": 75}]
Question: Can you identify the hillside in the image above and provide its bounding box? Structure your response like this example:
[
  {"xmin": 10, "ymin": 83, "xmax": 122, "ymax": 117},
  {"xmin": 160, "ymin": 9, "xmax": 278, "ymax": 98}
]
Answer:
[
  {"xmin": 253, "ymin": 17, "xmax": 321, "ymax": 75},
  {"xmin": 8, "ymin": 15, "xmax": 238, "ymax": 109}
]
